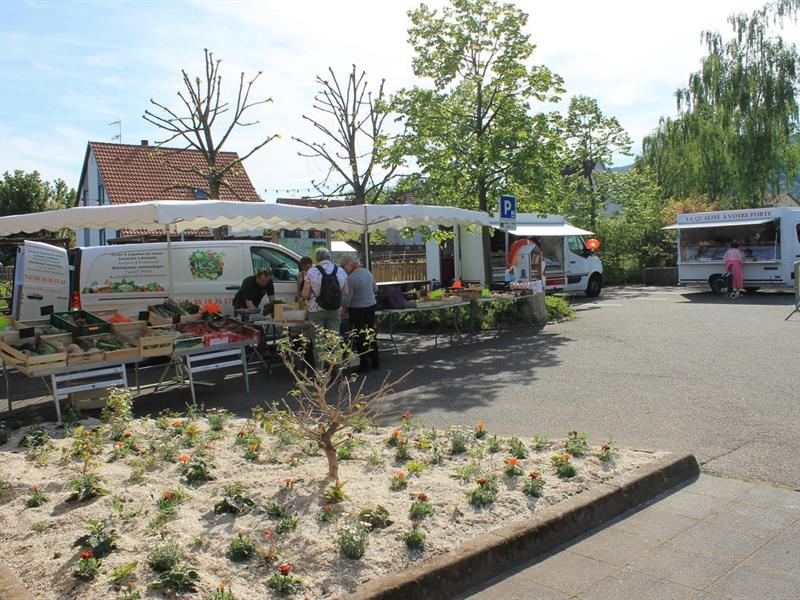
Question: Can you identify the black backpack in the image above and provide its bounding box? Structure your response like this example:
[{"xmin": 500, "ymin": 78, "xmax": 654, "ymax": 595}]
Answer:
[{"xmin": 315, "ymin": 264, "xmax": 342, "ymax": 310}]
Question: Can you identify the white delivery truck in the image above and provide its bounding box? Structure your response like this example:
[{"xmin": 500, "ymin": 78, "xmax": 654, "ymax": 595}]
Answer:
[
  {"xmin": 665, "ymin": 207, "xmax": 800, "ymax": 293},
  {"xmin": 12, "ymin": 240, "xmax": 302, "ymax": 321},
  {"xmin": 454, "ymin": 214, "xmax": 604, "ymax": 296}
]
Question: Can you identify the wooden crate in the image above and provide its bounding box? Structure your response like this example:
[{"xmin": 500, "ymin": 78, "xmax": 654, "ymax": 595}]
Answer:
[
  {"xmin": 113, "ymin": 322, "xmax": 173, "ymax": 357},
  {"xmin": 77, "ymin": 333, "xmax": 140, "ymax": 362},
  {"xmin": 67, "ymin": 350, "xmax": 105, "ymax": 367},
  {"xmin": 0, "ymin": 340, "xmax": 67, "ymax": 375}
]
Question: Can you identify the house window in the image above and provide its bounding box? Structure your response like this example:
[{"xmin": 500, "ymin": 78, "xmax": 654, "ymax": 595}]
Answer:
[
  {"xmin": 99, "ymin": 229, "xmax": 106, "ymax": 245},
  {"xmin": 192, "ymin": 188, "xmax": 209, "ymax": 199},
  {"xmin": 97, "ymin": 184, "xmax": 105, "ymax": 206}
]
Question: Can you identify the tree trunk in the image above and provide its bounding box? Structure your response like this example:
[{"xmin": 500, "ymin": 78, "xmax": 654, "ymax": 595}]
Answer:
[
  {"xmin": 478, "ymin": 183, "xmax": 493, "ymax": 288},
  {"xmin": 322, "ymin": 439, "xmax": 339, "ymax": 479}
]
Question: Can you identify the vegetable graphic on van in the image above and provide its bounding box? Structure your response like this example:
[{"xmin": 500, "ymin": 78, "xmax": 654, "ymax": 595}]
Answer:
[
  {"xmin": 189, "ymin": 250, "xmax": 225, "ymax": 280},
  {"xmin": 82, "ymin": 279, "xmax": 165, "ymax": 294}
]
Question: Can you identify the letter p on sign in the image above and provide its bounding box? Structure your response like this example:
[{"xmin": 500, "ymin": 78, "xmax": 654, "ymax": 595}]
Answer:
[{"xmin": 500, "ymin": 195, "xmax": 516, "ymax": 220}]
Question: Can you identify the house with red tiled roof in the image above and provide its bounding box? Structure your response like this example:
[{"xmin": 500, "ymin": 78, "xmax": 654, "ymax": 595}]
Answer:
[{"xmin": 75, "ymin": 140, "xmax": 260, "ymax": 246}]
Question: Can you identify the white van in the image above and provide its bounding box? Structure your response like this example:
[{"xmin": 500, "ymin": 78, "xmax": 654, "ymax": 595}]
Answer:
[
  {"xmin": 665, "ymin": 207, "xmax": 800, "ymax": 293},
  {"xmin": 12, "ymin": 240, "xmax": 302, "ymax": 321},
  {"xmin": 455, "ymin": 214, "xmax": 604, "ymax": 296}
]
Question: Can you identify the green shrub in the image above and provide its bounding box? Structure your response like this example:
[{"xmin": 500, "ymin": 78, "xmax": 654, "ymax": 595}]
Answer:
[
  {"xmin": 404, "ymin": 525, "xmax": 426, "ymax": 551},
  {"xmin": 147, "ymin": 539, "xmax": 182, "ymax": 572},
  {"xmin": 225, "ymin": 535, "xmax": 257, "ymax": 562},
  {"xmin": 545, "ymin": 296, "xmax": 575, "ymax": 321},
  {"xmin": 358, "ymin": 505, "xmax": 392, "ymax": 530},
  {"xmin": 337, "ymin": 521, "xmax": 369, "ymax": 559}
]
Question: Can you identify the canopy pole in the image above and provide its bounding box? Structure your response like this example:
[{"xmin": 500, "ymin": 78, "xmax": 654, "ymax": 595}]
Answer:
[{"xmin": 165, "ymin": 225, "xmax": 175, "ymax": 299}]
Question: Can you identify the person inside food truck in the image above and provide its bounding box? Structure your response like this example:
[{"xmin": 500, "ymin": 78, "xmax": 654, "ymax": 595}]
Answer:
[{"xmin": 233, "ymin": 268, "xmax": 275, "ymax": 310}]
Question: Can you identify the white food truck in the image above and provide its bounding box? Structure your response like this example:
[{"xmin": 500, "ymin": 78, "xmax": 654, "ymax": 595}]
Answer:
[
  {"xmin": 665, "ymin": 207, "xmax": 800, "ymax": 293},
  {"xmin": 12, "ymin": 240, "xmax": 302, "ymax": 321},
  {"xmin": 452, "ymin": 213, "xmax": 604, "ymax": 296}
]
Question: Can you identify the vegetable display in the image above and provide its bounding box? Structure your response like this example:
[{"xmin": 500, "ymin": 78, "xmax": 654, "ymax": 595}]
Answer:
[{"xmin": 82, "ymin": 279, "xmax": 165, "ymax": 294}]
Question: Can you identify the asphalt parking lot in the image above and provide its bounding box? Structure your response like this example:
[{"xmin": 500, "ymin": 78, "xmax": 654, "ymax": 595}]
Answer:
[{"xmin": 5, "ymin": 286, "xmax": 798, "ymax": 488}]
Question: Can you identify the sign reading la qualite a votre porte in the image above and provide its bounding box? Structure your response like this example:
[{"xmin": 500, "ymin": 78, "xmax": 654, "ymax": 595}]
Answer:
[{"xmin": 677, "ymin": 209, "xmax": 776, "ymax": 224}]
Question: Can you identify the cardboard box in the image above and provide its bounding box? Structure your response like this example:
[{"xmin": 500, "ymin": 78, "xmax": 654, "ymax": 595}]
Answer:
[{"xmin": 274, "ymin": 303, "xmax": 301, "ymax": 321}]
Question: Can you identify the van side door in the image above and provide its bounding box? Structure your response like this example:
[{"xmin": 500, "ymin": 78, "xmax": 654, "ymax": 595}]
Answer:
[{"xmin": 249, "ymin": 246, "xmax": 300, "ymax": 302}]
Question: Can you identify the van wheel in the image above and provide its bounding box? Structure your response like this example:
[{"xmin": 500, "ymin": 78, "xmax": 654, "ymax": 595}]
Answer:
[
  {"xmin": 585, "ymin": 274, "xmax": 602, "ymax": 297},
  {"xmin": 744, "ymin": 287, "xmax": 760, "ymax": 293},
  {"xmin": 709, "ymin": 275, "xmax": 725, "ymax": 295}
]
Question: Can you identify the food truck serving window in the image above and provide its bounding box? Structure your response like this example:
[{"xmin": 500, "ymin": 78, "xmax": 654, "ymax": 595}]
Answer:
[{"xmin": 679, "ymin": 220, "xmax": 779, "ymax": 263}]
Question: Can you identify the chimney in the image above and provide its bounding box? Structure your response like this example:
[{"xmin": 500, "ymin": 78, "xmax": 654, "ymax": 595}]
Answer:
[{"xmin": 141, "ymin": 140, "xmax": 149, "ymax": 146}]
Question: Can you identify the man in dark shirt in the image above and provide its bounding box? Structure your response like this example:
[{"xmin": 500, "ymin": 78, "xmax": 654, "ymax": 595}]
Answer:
[{"xmin": 233, "ymin": 268, "xmax": 275, "ymax": 310}]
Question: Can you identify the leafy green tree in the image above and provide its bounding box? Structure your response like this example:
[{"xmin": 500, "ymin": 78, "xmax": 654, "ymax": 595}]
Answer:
[
  {"xmin": 0, "ymin": 170, "xmax": 75, "ymax": 216},
  {"xmin": 397, "ymin": 0, "xmax": 563, "ymax": 283},
  {"xmin": 562, "ymin": 95, "xmax": 632, "ymax": 228},
  {"xmin": 640, "ymin": 0, "xmax": 800, "ymax": 207}
]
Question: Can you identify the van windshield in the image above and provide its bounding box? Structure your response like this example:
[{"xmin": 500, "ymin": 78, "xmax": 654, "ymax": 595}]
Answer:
[
  {"xmin": 679, "ymin": 221, "xmax": 779, "ymax": 263},
  {"xmin": 250, "ymin": 247, "xmax": 299, "ymax": 281}
]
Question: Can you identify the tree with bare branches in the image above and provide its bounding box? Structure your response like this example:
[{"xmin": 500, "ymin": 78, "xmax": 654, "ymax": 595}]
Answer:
[
  {"xmin": 143, "ymin": 49, "xmax": 277, "ymax": 199},
  {"xmin": 258, "ymin": 327, "xmax": 409, "ymax": 480},
  {"xmin": 293, "ymin": 65, "xmax": 402, "ymax": 205}
]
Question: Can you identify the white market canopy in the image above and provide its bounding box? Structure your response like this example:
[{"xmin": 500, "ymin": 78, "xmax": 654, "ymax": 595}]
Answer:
[
  {"xmin": 0, "ymin": 200, "xmax": 489, "ymax": 237},
  {"xmin": 507, "ymin": 223, "xmax": 594, "ymax": 237},
  {"xmin": 0, "ymin": 200, "xmax": 320, "ymax": 236},
  {"xmin": 318, "ymin": 204, "xmax": 490, "ymax": 233}
]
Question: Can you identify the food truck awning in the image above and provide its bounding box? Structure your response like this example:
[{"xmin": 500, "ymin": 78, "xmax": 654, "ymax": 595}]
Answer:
[
  {"xmin": 506, "ymin": 224, "xmax": 594, "ymax": 237},
  {"xmin": 663, "ymin": 218, "xmax": 776, "ymax": 230}
]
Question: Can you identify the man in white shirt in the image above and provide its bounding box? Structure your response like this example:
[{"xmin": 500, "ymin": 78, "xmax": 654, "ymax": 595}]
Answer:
[{"xmin": 302, "ymin": 248, "xmax": 348, "ymax": 362}]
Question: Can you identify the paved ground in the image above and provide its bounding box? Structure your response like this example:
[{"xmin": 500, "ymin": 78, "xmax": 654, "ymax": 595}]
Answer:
[
  {"xmin": 4, "ymin": 286, "xmax": 799, "ymax": 487},
  {"xmin": 461, "ymin": 474, "xmax": 800, "ymax": 600}
]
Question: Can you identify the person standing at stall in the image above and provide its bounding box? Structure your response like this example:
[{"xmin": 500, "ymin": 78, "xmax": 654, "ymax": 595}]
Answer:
[
  {"xmin": 302, "ymin": 248, "xmax": 348, "ymax": 366},
  {"xmin": 233, "ymin": 268, "xmax": 275, "ymax": 310},
  {"xmin": 724, "ymin": 242, "xmax": 745, "ymax": 296},
  {"xmin": 341, "ymin": 255, "xmax": 379, "ymax": 371},
  {"xmin": 296, "ymin": 256, "xmax": 313, "ymax": 302}
]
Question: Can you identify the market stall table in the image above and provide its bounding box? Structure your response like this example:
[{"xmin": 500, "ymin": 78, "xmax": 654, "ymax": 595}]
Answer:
[{"xmin": 377, "ymin": 300, "xmax": 472, "ymax": 355}]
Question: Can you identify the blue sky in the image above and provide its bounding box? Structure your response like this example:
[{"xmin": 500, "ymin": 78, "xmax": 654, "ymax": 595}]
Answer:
[{"xmin": 0, "ymin": 0, "xmax": 772, "ymax": 199}]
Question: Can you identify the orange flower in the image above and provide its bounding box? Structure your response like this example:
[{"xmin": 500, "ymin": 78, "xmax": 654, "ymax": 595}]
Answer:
[
  {"xmin": 569, "ymin": 429, "xmax": 578, "ymax": 437},
  {"xmin": 398, "ymin": 439, "xmax": 408, "ymax": 446},
  {"xmin": 172, "ymin": 420, "xmax": 183, "ymax": 428},
  {"xmin": 179, "ymin": 455, "xmax": 189, "ymax": 463},
  {"xmin": 601, "ymin": 443, "xmax": 610, "ymax": 451},
  {"xmin": 391, "ymin": 430, "xmax": 401, "ymax": 438},
  {"xmin": 123, "ymin": 432, "xmax": 132, "ymax": 438},
  {"xmin": 506, "ymin": 457, "xmax": 519, "ymax": 466},
  {"xmin": 475, "ymin": 422, "xmax": 486, "ymax": 430},
  {"xmin": 395, "ymin": 471, "xmax": 406, "ymax": 479},
  {"xmin": 401, "ymin": 411, "xmax": 413, "ymax": 420},
  {"xmin": 114, "ymin": 440, "xmax": 125, "ymax": 447},
  {"xmin": 529, "ymin": 470, "xmax": 540, "ymax": 479},
  {"xmin": 417, "ymin": 492, "xmax": 428, "ymax": 502},
  {"xmin": 163, "ymin": 491, "xmax": 176, "ymax": 501},
  {"xmin": 217, "ymin": 583, "xmax": 226, "ymax": 591},
  {"xmin": 283, "ymin": 478, "xmax": 293, "ymax": 487},
  {"xmin": 248, "ymin": 444, "xmax": 258, "ymax": 451},
  {"xmin": 279, "ymin": 564, "xmax": 291, "ymax": 576},
  {"xmin": 561, "ymin": 453, "xmax": 571, "ymax": 461}
]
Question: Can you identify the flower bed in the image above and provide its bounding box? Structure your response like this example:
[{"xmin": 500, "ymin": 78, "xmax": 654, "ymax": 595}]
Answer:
[{"xmin": 0, "ymin": 411, "xmax": 661, "ymax": 599}]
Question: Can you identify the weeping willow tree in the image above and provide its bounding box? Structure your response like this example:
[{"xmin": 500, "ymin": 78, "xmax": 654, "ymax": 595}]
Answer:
[{"xmin": 639, "ymin": 0, "xmax": 800, "ymax": 207}]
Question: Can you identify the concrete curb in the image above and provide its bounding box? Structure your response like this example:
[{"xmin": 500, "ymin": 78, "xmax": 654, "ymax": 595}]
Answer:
[
  {"xmin": 350, "ymin": 452, "xmax": 699, "ymax": 600},
  {"xmin": 0, "ymin": 564, "xmax": 32, "ymax": 600}
]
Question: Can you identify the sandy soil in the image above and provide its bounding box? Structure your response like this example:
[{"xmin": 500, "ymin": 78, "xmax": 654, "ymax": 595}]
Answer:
[{"xmin": 0, "ymin": 415, "xmax": 661, "ymax": 599}]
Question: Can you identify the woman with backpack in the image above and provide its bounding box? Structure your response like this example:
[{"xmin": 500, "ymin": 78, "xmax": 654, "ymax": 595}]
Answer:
[{"xmin": 302, "ymin": 248, "xmax": 348, "ymax": 362}]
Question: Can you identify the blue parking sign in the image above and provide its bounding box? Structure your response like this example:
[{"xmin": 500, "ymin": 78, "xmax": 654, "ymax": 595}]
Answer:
[{"xmin": 500, "ymin": 195, "xmax": 516, "ymax": 220}]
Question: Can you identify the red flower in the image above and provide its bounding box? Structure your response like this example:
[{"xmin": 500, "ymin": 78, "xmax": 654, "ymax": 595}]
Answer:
[
  {"xmin": 163, "ymin": 491, "xmax": 176, "ymax": 501},
  {"xmin": 475, "ymin": 422, "xmax": 486, "ymax": 430},
  {"xmin": 114, "ymin": 440, "xmax": 124, "ymax": 447},
  {"xmin": 179, "ymin": 455, "xmax": 189, "ymax": 463},
  {"xmin": 417, "ymin": 492, "xmax": 428, "ymax": 502},
  {"xmin": 80, "ymin": 551, "xmax": 94, "ymax": 559},
  {"xmin": 283, "ymin": 478, "xmax": 293, "ymax": 487},
  {"xmin": 322, "ymin": 504, "xmax": 332, "ymax": 512},
  {"xmin": 569, "ymin": 429, "xmax": 578, "ymax": 437},
  {"xmin": 602, "ymin": 443, "xmax": 610, "ymax": 451},
  {"xmin": 506, "ymin": 457, "xmax": 519, "ymax": 466},
  {"xmin": 476, "ymin": 478, "xmax": 488, "ymax": 486},
  {"xmin": 398, "ymin": 439, "xmax": 408, "ymax": 446},
  {"xmin": 237, "ymin": 430, "xmax": 246, "ymax": 437},
  {"xmin": 279, "ymin": 564, "xmax": 291, "ymax": 576},
  {"xmin": 123, "ymin": 432, "xmax": 132, "ymax": 438},
  {"xmin": 529, "ymin": 470, "xmax": 540, "ymax": 479},
  {"xmin": 401, "ymin": 411, "xmax": 413, "ymax": 420}
]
